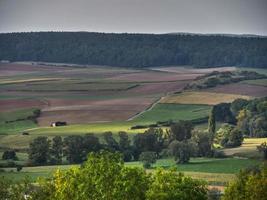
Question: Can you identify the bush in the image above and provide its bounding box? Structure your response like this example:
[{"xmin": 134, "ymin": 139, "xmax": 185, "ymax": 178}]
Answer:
[
  {"xmin": 139, "ymin": 151, "xmax": 157, "ymax": 169},
  {"xmin": 2, "ymin": 150, "xmax": 17, "ymax": 160},
  {"xmin": 213, "ymin": 150, "xmax": 227, "ymax": 158},
  {"xmin": 169, "ymin": 141, "xmax": 193, "ymax": 164},
  {"xmin": 16, "ymin": 165, "xmax": 23, "ymax": 172}
]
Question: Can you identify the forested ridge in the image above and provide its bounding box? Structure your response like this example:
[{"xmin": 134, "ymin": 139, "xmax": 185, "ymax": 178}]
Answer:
[{"xmin": 0, "ymin": 32, "xmax": 267, "ymax": 68}]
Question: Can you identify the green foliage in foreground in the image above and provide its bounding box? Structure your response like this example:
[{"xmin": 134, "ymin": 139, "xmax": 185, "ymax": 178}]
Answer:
[
  {"xmin": 0, "ymin": 152, "xmax": 208, "ymax": 200},
  {"xmin": 223, "ymin": 164, "xmax": 267, "ymax": 200}
]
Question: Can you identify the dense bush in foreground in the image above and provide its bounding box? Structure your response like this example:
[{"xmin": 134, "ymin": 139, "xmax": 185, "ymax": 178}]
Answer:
[{"xmin": 223, "ymin": 164, "xmax": 267, "ymax": 200}]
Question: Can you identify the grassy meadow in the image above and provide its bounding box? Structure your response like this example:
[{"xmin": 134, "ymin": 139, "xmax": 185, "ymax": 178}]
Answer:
[{"xmin": 0, "ymin": 157, "xmax": 260, "ymax": 185}]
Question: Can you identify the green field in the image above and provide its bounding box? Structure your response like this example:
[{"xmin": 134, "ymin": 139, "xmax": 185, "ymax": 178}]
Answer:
[
  {"xmin": 0, "ymin": 108, "xmax": 39, "ymax": 134},
  {"xmin": 133, "ymin": 103, "xmax": 210, "ymax": 124},
  {"xmin": 0, "ymin": 157, "xmax": 260, "ymax": 185}
]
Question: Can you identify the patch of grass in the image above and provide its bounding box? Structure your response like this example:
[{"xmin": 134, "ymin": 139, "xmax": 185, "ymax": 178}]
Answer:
[
  {"xmin": 0, "ymin": 108, "xmax": 39, "ymax": 134},
  {"xmin": 127, "ymin": 157, "xmax": 260, "ymax": 174},
  {"xmin": 133, "ymin": 103, "xmax": 211, "ymax": 124},
  {"xmin": 27, "ymin": 122, "xmax": 143, "ymax": 136},
  {"xmin": 0, "ymin": 164, "xmax": 77, "ymax": 182},
  {"xmin": 161, "ymin": 91, "xmax": 251, "ymax": 105},
  {"xmin": 0, "ymin": 157, "xmax": 259, "ymax": 185}
]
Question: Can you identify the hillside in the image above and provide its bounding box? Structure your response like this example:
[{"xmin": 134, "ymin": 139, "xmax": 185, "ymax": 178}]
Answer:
[{"xmin": 0, "ymin": 32, "xmax": 267, "ymax": 68}]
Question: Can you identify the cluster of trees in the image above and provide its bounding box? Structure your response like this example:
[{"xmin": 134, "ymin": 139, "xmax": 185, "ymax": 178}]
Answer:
[
  {"xmin": 185, "ymin": 71, "xmax": 267, "ymax": 90},
  {"xmin": 207, "ymin": 97, "xmax": 267, "ymax": 149},
  {"xmin": 1, "ymin": 32, "xmax": 267, "ymax": 68},
  {"xmin": 235, "ymin": 98, "xmax": 267, "ymax": 138},
  {"xmin": 0, "ymin": 151, "xmax": 208, "ymax": 200}
]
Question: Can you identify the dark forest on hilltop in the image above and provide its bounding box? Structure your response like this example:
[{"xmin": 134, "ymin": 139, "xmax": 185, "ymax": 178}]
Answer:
[{"xmin": 0, "ymin": 32, "xmax": 267, "ymax": 68}]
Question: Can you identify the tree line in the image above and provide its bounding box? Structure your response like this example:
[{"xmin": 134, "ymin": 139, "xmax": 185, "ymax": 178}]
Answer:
[
  {"xmin": 27, "ymin": 121, "xmax": 218, "ymax": 167},
  {"xmin": 0, "ymin": 32, "xmax": 267, "ymax": 68}
]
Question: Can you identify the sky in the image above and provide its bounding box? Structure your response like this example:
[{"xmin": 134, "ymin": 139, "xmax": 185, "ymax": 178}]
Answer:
[{"xmin": 0, "ymin": 0, "xmax": 267, "ymax": 35}]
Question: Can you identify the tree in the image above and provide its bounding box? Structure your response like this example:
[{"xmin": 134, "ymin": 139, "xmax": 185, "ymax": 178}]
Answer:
[
  {"xmin": 50, "ymin": 136, "xmax": 63, "ymax": 164},
  {"xmin": 208, "ymin": 107, "xmax": 216, "ymax": 142},
  {"xmin": 223, "ymin": 165, "xmax": 267, "ymax": 200},
  {"xmin": 170, "ymin": 121, "xmax": 193, "ymax": 142},
  {"xmin": 2, "ymin": 150, "xmax": 17, "ymax": 160},
  {"xmin": 257, "ymin": 142, "xmax": 267, "ymax": 160},
  {"xmin": 82, "ymin": 133, "xmax": 101, "ymax": 158},
  {"xmin": 118, "ymin": 131, "xmax": 132, "ymax": 161},
  {"xmin": 63, "ymin": 135, "xmax": 84, "ymax": 164},
  {"xmin": 146, "ymin": 169, "xmax": 207, "ymax": 200},
  {"xmin": 133, "ymin": 129, "xmax": 160, "ymax": 159},
  {"xmin": 28, "ymin": 136, "xmax": 50, "ymax": 165},
  {"xmin": 103, "ymin": 132, "xmax": 120, "ymax": 152},
  {"xmin": 216, "ymin": 125, "xmax": 243, "ymax": 148},
  {"xmin": 139, "ymin": 151, "xmax": 157, "ymax": 169},
  {"xmin": 0, "ymin": 177, "xmax": 34, "ymax": 200},
  {"xmin": 192, "ymin": 131, "xmax": 212, "ymax": 157},
  {"xmin": 42, "ymin": 151, "xmax": 150, "ymax": 200},
  {"xmin": 169, "ymin": 140, "xmax": 194, "ymax": 164},
  {"xmin": 213, "ymin": 103, "xmax": 236, "ymax": 124},
  {"xmin": 231, "ymin": 98, "xmax": 249, "ymax": 115}
]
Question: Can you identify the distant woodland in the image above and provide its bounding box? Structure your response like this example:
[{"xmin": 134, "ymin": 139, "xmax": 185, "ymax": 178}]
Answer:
[{"xmin": 0, "ymin": 32, "xmax": 267, "ymax": 68}]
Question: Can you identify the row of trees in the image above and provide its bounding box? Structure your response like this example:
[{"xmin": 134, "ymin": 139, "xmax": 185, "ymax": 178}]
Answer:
[
  {"xmin": 1, "ymin": 32, "xmax": 267, "ymax": 68},
  {"xmin": 28, "ymin": 120, "xmax": 215, "ymax": 166}
]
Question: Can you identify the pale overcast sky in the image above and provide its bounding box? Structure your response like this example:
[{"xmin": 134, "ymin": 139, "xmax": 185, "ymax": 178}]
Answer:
[{"xmin": 0, "ymin": 0, "xmax": 267, "ymax": 35}]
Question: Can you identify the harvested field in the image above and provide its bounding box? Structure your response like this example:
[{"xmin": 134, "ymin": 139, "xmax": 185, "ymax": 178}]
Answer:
[
  {"xmin": 0, "ymin": 99, "xmax": 47, "ymax": 112},
  {"xmin": 161, "ymin": 92, "xmax": 251, "ymax": 105},
  {"xmin": 108, "ymin": 71, "xmax": 201, "ymax": 82},
  {"xmin": 205, "ymin": 83, "xmax": 267, "ymax": 97},
  {"xmin": 38, "ymin": 97, "xmax": 156, "ymax": 126},
  {"xmin": 222, "ymin": 138, "xmax": 267, "ymax": 158}
]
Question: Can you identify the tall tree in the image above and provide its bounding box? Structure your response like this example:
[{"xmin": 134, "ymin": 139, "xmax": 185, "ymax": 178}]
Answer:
[
  {"xmin": 63, "ymin": 135, "xmax": 84, "ymax": 164},
  {"xmin": 170, "ymin": 121, "xmax": 193, "ymax": 142},
  {"xmin": 118, "ymin": 131, "xmax": 132, "ymax": 162},
  {"xmin": 28, "ymin": 136, "xmax": 50, "ymax": 165},
  {"xmin": 103, "ymin": 132, "xmax": 120, "ymax": 152},
  {"xmin": 50, "ymin": 136, "xmax": 63, "ymax": 164},
  {"xmin": 208, "ymin": 107, "xmax": 216, "ymax": 145},
  {"xmin": 82, "ymin": 133, "xmax": 101, "ymax": 159}
]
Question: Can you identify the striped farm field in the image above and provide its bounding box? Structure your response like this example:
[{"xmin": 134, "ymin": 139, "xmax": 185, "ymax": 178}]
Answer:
[{"xmin": 160, "ymin": 91, "xmax": 251, "ymax": 105}]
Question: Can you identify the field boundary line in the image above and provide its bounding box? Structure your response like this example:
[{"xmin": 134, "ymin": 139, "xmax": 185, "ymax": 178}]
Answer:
[{"xmin": 126, "ymin": 97, "xmax": 163, "ymax": 121}]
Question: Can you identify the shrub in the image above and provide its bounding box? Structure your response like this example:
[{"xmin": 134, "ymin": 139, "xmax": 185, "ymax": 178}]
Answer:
[
  {"xmin": 139, "ymin": 151, "xmax": 157, "ymax": 169},
  {"xmin": 16, "ymin": 165, "xmax": 23, "ymax": 172},
  {"xmin": 2, "ymin": 150, "xmax": 17, "ymax": 160},
  {"xmin": 213, "ymin": 150, "xmax": 226, "ymax": 158}
]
